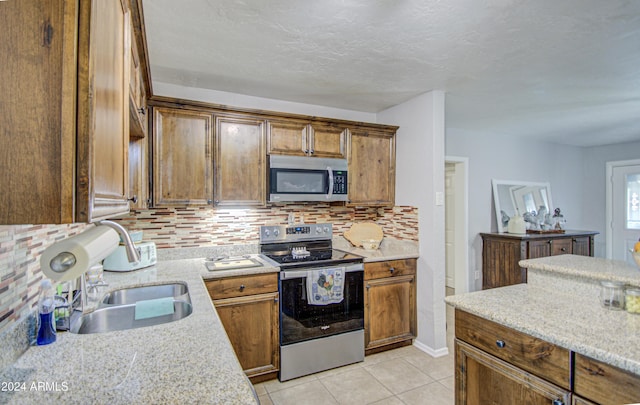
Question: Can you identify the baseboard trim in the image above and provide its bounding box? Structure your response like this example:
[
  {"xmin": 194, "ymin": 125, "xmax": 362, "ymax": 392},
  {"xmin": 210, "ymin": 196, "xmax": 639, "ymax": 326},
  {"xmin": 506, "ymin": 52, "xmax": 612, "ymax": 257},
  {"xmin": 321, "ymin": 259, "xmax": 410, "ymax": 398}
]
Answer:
[{"xmin": 413, "ymin": 340, "xmax": 449, "ymax": 357}]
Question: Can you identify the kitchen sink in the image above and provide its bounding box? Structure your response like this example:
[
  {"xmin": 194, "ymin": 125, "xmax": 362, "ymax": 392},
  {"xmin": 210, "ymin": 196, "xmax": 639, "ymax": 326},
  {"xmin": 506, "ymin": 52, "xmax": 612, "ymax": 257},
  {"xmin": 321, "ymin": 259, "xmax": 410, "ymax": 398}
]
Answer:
[
  {"xmin": 70, "ymin": 282, "xmax": 192, "ymax": 334},
  {"xmin": 100, "ymin": 282, "xmax": 189, "ymax": 306}
]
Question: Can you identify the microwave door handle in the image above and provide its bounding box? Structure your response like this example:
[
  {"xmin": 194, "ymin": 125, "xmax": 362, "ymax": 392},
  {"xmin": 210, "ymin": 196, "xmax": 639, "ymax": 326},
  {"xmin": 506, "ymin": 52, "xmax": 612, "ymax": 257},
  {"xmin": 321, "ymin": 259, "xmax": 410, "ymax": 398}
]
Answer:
[{"xmin": 326, "ymin": 166, "xmax": 334, "ymax": 200}]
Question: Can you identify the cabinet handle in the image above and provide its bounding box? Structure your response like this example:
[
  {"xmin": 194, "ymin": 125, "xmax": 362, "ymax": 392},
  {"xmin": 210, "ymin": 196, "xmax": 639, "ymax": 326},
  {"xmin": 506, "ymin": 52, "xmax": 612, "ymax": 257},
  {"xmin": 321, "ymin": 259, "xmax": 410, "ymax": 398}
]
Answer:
[
  {"xmin": 207, "ymin": 199, "xmax": 212, "ymax": 204},
  {"xmin": 309, "ymin": 149, "xmax": 314, "ymax": 155},
  {"xmin": 137, "ymin": 107, "xmax": 146, "ymax": 115},
  {"xmin": 496, "ymin": 340, "xmax": 506, "ymax": 348},
  {"xmin": 239, "ymin": 284, "xmax": 245, "ymax": 292},
  {"xmin": 274, "ymin": 297, "xmax": 279, "ymax": 303},
  {"xmin": 552, "ymin": 400, "xmax": 564, "ymax": 405},
  {"xmin": 128, "ymin": 195, "xmax": 138, "ymax": 204},
  {"xmin": 304, "ymin": 149, "xmax": 309, "ymax": 154},
  {"xmin": 214, "ymin": 200, "xmax": 220, "ymax": 205},
  {"xmin": 389, "ymin": 267, "xmax": 395, "ymax": 274},
  {"xmin": 560, "ymin": 247, "xmax": 567, "ymax": 252},
  {"xmin": 366, "ymin": 284, "xmax": 370, "ymax": 290},
  {"xmin": 548, "ymin": 240, "xmax": 553, "ymax": 244}
]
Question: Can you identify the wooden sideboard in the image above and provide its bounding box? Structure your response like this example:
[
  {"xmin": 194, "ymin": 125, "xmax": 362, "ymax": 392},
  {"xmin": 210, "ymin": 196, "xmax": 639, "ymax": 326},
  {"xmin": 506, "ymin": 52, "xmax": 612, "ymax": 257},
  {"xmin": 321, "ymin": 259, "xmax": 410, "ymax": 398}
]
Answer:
[{"xmin": 480, "ymin": 230, "xmax": 598, "ymax": 289}]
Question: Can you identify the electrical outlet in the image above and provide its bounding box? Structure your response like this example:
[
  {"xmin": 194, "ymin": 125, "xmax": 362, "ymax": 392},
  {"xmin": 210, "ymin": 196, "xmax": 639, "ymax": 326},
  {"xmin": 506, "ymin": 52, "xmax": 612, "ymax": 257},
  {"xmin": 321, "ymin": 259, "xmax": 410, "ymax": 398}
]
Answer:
[{"xmin": 474, "ymin": 271, "xmax": 481, "ymax": 280}]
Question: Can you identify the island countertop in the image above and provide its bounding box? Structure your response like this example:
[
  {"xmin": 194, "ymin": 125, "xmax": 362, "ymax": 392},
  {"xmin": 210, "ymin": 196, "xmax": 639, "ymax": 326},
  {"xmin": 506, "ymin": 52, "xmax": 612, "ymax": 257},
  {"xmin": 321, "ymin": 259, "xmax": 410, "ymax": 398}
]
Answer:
[{"xmin": 446, "ymin": 255, "xmax": 640, "ymax": 376}]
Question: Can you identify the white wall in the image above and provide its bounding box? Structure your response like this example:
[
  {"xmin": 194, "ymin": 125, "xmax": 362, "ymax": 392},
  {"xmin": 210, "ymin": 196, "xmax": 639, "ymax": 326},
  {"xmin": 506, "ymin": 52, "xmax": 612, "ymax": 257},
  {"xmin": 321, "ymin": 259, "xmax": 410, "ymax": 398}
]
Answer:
[
  {"xmin": 153, "ymin": 82, "xmax": 377, "ymax": 122},
  {"xmin": 445, "ymin": 128, "xmax": 585, "ymax": 291},
  {"xmin": 378, "ymin": 91, "xmax": 448, "ymax": 356},
  {"xmin": 582, "ymin": 140, "xmax": 640, "ymax": 257}
]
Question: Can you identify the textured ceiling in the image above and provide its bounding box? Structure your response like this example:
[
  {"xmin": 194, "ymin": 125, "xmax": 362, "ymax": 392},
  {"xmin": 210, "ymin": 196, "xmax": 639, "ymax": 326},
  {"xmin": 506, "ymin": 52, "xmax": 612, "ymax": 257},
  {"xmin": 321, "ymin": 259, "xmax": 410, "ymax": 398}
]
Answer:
[{"xmin": 142, "ymin": 0, "xmax": 640, "ymax": 147}]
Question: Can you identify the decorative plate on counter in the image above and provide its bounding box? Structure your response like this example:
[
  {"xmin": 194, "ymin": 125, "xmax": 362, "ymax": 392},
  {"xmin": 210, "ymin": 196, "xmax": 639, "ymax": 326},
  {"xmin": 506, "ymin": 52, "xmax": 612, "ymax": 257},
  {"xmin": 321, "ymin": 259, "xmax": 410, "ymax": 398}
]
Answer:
[{"xmin": 344, "ymin": 222, "xmax": 383, "ymax": 248}]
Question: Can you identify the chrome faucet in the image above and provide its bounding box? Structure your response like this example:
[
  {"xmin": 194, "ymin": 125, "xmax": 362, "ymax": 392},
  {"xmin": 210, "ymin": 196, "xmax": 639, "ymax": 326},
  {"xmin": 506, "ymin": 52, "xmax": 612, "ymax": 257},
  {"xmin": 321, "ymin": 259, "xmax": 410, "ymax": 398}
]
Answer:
[{"xmin": 98, "ymin": 220, "xmax": 141, "ymax": 263}]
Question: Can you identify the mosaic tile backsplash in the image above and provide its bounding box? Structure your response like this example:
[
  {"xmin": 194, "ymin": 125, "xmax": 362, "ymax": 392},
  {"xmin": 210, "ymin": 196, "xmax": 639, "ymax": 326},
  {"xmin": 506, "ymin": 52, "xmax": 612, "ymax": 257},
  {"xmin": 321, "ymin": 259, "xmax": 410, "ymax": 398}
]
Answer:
[
  {"xmin": 114, "ymin": 204, "xmax": 418, "ymax": 249},
  {"xmin": 0, "ymin": 204, "xmax": 417, "ymax": 338}
]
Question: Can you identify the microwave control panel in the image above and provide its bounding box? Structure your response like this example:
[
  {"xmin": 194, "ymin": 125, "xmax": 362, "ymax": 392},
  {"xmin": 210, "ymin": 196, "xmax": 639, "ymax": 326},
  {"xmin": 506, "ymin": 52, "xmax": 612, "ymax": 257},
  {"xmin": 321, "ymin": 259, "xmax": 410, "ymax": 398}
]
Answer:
[{"xmin": 332, "ymin": 171, "xmax": 347, "ymax": 194}]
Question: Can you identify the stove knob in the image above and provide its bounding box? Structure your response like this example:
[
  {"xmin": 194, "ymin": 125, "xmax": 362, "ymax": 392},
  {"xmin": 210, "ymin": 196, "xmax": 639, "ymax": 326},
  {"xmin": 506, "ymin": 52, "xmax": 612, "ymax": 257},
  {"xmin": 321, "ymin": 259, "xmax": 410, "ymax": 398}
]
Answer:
[
  {"xmin": 316, "ymin": 228, "xmax": 322, "ymax": 234},
  {"xmin": 264, "ymin": 229, "xmax": 270, "ymax": 237},
  {"xmin": 323, "ymin": 227, "xmax": 329, "ymax": 233},
  {"xmin": 273, "ymin": 229, "xmax": 280, "ymax": 237}
]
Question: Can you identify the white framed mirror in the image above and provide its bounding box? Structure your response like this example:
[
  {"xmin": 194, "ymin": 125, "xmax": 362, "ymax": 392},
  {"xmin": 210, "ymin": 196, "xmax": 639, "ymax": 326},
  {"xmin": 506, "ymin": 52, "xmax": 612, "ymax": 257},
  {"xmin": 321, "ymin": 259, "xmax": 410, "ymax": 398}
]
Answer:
[{"xmin": 492, "ymin": 179, "xmax": 554, "ymax": 232}]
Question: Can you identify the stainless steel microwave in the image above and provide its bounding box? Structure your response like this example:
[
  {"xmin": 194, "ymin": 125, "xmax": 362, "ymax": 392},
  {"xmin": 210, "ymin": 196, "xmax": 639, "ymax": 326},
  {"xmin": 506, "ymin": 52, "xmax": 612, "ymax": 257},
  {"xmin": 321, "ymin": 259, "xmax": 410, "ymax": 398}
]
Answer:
[{"xmin": 269, "ymin": 155, "xmax": 348, "ymax": 202}]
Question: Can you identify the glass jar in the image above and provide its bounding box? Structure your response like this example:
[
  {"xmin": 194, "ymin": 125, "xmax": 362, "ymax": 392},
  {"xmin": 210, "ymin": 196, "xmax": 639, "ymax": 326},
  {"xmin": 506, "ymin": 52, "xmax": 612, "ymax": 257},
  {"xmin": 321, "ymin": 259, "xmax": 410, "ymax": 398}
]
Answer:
[
  {"xmin": 600, "ymin": 280, "xmax": 625, "ymax": 310},
  {"xmin": 625, "ymin": 287, "xmax": 640, "ymax": 314}
]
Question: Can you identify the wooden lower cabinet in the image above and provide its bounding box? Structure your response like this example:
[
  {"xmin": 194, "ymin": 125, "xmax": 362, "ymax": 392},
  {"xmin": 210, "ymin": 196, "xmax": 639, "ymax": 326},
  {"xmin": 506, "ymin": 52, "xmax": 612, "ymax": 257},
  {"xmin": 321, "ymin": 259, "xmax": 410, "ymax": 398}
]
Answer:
[
  {"xmin": 205, "ymin": 273, "xmax": 279, "ymax": 383},
  {"xmin": 573, "ymin": 353, "xmax": 640, "ymax": 405},
  {"xmin": 364, "ymin": 259, "xmax": 416, "ymax": 354},
  {"xmin": 455, "ymin": 309, "xmax": 640, "ymax": 405}
]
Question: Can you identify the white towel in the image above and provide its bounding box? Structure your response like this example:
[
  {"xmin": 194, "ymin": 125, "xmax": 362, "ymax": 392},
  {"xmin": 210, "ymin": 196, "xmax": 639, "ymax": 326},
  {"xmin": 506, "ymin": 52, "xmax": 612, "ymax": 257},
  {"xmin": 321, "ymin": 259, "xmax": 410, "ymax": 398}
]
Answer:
[{"xmin": 306, "ymin": 267, "xmax": 344, "ymax": 305}]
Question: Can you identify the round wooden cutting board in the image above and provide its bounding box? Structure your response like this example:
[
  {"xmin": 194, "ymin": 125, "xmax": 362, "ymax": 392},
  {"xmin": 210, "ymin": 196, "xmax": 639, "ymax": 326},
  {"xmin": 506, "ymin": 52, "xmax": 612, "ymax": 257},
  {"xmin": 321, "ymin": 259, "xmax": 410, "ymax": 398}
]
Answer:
[{"xmin": 344, "ymin": 222, "xmax": 384, "ymax": 247}]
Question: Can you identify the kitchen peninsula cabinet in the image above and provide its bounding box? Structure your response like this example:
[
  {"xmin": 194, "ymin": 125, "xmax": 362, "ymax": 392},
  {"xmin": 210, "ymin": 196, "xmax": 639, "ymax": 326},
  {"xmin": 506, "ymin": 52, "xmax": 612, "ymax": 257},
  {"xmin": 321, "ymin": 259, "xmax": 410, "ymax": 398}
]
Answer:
[
  {"xmin": 364, "ymin": 259, "xmax": 416, "ymax": 354},
  {"xmin": 205, "ymin": 273, "xmax": 279, "ymax": 383},
  {"xmin": 267, "ymin": 120, "xmax": 347, "ymax": 158},
  {"xmin": 455, "ymin": 310, "xmax": 571, "ymax": 405},
  {"xmin": 152, "ymin": 108, "xmax": 213, "ymax": 206},
  {"xmin": 573, "ymin": 353, "xmax": 640, "ymax": 405},
  {"xmin": 214, "ymin": 115, "xmax": 266, "ymax": 206},
  {"xmin": 1, "ymin": 0, "xmax": 139, "ymax": 224},
  {"xmin": 480, "ymin": 231, "xmax": 598, "ymax": 289},
  {"xmin": 347, "ymin": 128, "xmax": 396, "ymax": 207}
]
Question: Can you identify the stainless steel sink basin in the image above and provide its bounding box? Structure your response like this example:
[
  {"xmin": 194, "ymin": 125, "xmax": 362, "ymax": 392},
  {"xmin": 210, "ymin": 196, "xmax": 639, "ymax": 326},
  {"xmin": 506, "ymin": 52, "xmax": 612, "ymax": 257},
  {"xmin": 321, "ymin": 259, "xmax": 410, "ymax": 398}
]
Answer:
[
  {"xmin": 101, "ymin": 282, "xmax": 189, "ymax": 306},
  {"xmin": 70, "ymin": 300, "xmax": 192, "ymax": 334},
  {"xmin": 70, "ymin": 282, "xmax": 192, "ymax": 334}
]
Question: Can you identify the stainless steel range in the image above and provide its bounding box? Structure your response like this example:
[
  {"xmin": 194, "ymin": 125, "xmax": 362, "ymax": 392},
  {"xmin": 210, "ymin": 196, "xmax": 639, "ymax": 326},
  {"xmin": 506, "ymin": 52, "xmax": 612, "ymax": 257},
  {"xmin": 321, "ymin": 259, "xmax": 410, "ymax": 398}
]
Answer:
[{"xmin": 260, "ymin": 223, "xmax": 365, "ymax": 381}]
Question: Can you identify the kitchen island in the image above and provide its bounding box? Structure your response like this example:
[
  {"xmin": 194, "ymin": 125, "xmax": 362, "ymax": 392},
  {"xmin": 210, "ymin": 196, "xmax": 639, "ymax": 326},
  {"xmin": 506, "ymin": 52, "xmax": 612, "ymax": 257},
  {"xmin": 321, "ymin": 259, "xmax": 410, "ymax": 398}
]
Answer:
[{"xmin": 446, "ymin": 254, "xmax": 640, "ymax": 404}]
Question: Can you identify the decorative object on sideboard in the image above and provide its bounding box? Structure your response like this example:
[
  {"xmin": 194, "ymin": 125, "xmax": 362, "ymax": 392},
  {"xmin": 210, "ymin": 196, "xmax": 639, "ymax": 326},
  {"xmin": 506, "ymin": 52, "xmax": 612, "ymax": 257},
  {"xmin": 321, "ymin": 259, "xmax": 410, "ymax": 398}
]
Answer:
[
  {"xmin": 506, "ymin": 212, "xmax": 526, "ymax": 235},
  {"xmin": 492, "ymin": 179, "xmax": 554, "ymax": 233}
]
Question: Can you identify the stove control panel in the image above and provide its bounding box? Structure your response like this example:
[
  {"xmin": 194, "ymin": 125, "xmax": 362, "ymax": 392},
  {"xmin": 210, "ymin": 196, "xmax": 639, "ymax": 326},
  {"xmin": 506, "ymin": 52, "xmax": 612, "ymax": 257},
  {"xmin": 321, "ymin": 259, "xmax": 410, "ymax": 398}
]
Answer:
[{"xmin": 260, "ymin": 223, "xmax": 333, "ymax": 243}]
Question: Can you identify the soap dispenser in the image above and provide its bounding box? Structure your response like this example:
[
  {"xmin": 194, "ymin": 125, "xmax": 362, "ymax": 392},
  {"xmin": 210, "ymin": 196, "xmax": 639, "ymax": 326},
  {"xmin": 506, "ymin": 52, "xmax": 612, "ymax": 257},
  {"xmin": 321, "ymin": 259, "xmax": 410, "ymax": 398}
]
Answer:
[{"xmin": 36, "ymin": 279, "xmax": 57, "ymax": 345}]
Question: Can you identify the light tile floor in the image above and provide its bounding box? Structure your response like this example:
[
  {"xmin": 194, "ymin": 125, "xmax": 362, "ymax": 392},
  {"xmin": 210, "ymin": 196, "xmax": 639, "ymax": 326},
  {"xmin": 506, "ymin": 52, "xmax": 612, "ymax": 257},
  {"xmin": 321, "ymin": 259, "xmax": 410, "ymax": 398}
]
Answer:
[{"xmin": 254, "ymin": 295, "xmax": 456, "ymax": 405}]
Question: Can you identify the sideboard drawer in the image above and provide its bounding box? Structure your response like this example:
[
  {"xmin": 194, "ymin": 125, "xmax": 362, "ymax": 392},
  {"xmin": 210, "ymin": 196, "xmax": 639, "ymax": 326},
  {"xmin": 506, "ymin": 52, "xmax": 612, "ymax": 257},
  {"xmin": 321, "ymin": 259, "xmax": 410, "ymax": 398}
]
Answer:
[{"xmin": 455, "ymin": 310, "xmax": 571, "ymax": 389}]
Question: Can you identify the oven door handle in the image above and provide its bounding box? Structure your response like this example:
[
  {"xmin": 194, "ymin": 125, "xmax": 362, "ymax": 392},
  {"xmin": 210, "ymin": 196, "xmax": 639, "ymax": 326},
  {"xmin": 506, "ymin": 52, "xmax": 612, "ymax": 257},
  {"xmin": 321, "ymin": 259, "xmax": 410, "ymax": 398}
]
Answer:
[{"xmin": 280, "ymin": 263, "xmax": 364, "ymax": 280}]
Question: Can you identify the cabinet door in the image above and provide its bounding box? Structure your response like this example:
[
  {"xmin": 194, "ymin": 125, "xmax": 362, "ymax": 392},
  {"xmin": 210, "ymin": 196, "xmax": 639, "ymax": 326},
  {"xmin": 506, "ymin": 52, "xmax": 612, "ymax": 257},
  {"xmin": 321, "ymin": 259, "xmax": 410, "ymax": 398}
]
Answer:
[
  {"xmin": 267, "ymin": 120, "xmax": 308, "ymax": 156},
  {"xmin": 152, "ymin": 108, "xmax": 213, "ymax": 206},
  {"xmin": 214, "ymin": 115, "xmax": 266, "ymax": 206},
  {"xmin": 482, "ymin": 236, "xmax": 527, "ymax": 289},
  {"xmin": 308, "ymin": 123, "xmax": 347, "ymax": 158},
  {"xmin": 455, "ymin": 340, "xmax": 571, "ymax": 405},
  {"xmin": 348, "ymin": 128, "xmax": 396, "ymax": 206},
  {"xmin": 528, "ymin": 239, "xmax": 552, "ymax": 259},
  {"xmin": 213, "ymin": 292, "xmax": 279, "ymax": 382},
  {"xmin": 365, "ymin": 274, "xmax": 416, "ymax": 352},
  {"xmin": 76, "ymin": 0, "xmax": 131, "ymax": 222},
  {"xmin": 572, "ymin": 236, "xmax": 592, "ymax": 256}
]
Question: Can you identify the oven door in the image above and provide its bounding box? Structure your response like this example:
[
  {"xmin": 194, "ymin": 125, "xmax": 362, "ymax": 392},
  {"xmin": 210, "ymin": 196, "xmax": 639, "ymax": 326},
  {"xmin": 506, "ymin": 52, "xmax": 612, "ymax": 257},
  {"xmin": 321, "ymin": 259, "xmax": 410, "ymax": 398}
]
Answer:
[{"xmin": 279, "ymin": 263, "xmax": 364, "ymax": 346}]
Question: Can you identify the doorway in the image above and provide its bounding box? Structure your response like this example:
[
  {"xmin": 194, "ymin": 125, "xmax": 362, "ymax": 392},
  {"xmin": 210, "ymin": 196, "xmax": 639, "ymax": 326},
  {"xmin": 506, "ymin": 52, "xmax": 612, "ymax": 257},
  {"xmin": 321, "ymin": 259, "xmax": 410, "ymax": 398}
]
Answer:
[
  {"xmin": 607, "ymin": 159, "xmax": 640, "ymax": 264},
  {"xmin": 444, "ymin": 156, "xmax": 469, "ymax": 295}
]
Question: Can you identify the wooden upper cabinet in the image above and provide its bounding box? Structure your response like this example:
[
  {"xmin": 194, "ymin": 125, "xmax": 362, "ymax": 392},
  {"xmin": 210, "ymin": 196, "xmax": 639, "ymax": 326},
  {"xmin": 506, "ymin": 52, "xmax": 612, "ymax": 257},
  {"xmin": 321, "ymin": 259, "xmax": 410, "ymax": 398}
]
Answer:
[
  {"xmin": 214, "ymin": 115, "xmax": 266, "ymax": 206},
  {"xmin": 76, "ymin": 0, "xmax": 132, "ymax": 222},
  {"xmin": 347, "ymin": 128, "xmax": 396, "ymax": 206},
  {"xmin": 128, "ymin": 17, "xmax": 147, "ymax": 139},
  {"xmin": 1, "ymin": 0, "xmax": 135, "ymax": 223},
  {"xmin": 152, "ymin": 108, "xmax": 213, "ymax": 206},
  {"xmin": 267, "ymin": 120, "xmax": 346, "ymax": 158}
]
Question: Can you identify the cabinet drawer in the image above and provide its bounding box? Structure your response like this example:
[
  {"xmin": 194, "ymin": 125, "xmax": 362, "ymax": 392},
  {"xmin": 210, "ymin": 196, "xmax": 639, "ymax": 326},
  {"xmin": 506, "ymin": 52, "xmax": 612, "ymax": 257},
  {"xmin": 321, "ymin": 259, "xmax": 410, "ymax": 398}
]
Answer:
[
  {"xmin": 455, "ymin": 310, "xmax": 571, "ymax": 389},
  {"xmin": 574, "ymin": 353, "xmax": 640, "ymax": 405},
  {"xmin": 551, "ymin": 238, "xmax": 572, "ymax": 255},
  {"xmin": 205, "ymin": 273, "xmax": 278, "ymax": 299},
  {"xmin": 365, "ymin": 259, "xmax": 416, "ymax": 280}
]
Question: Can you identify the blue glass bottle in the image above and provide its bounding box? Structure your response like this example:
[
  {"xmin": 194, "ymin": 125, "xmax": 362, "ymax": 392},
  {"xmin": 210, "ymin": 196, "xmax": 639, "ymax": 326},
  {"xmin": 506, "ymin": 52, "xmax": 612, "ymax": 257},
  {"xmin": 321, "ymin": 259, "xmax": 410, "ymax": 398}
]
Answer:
[{"xmin": 36, "ymin": 279, "xmax": 56, "ymax": 345}]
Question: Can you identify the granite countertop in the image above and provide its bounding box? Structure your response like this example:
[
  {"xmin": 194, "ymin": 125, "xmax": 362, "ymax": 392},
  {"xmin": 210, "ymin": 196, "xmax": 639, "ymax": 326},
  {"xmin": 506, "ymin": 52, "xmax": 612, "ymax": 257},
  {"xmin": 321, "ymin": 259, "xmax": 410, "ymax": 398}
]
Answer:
[
  {"xmin": 520, "ymin": 254, "xmax": 640, "ymax": 287},
  {"xmin": 0, "ymin": 238, "xmax": 418, "ymax": 404},
  {"xmin": 0, "ymin": 259, "xmax": 259, "ymax": 405},
  {"xmin": 446, "ymin": 255, "xmax": 640, "ymax": 376}
]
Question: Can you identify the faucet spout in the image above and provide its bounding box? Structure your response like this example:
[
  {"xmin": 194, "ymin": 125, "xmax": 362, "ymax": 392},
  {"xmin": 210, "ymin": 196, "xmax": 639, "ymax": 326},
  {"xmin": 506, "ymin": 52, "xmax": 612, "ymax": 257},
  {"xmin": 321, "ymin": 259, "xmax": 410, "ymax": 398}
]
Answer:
[{"xmin": 98, "ymin": 220, "xmax": 141, "ymax": 263}]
